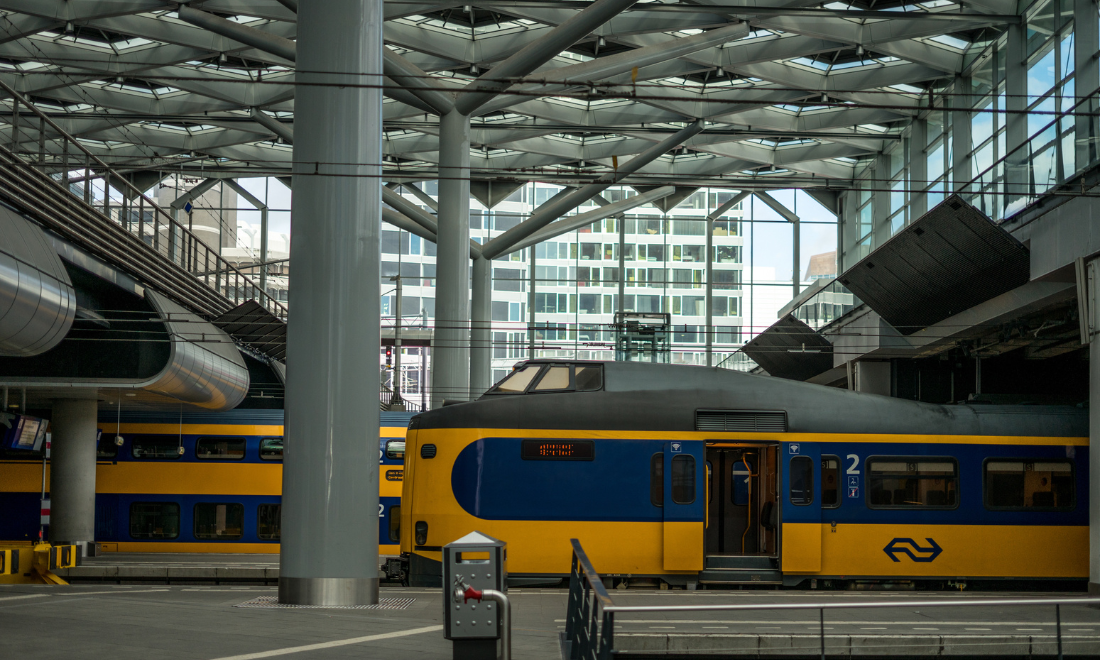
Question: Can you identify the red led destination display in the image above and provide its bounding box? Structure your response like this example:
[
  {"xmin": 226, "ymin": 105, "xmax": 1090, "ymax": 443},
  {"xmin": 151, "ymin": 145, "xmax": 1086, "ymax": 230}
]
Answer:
[{"xmin": 520, "ymin": 439, "xmax": 595, "ymax": 461}]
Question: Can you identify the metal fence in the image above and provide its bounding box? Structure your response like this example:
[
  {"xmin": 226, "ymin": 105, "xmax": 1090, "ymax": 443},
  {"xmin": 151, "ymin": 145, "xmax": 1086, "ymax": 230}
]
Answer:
[
  {"xmin": 564, "ymin": 539, "xmax": 1100, "ymax": 660},
  {"xmin": 0, "ymin": 80, "xmax": 288, "ymax": 322}
]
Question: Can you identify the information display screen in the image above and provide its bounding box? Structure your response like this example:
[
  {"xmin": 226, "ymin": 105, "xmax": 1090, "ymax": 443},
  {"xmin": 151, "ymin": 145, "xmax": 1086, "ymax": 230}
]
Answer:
[
  {"xmin": 520, "ymin": 439, "xmax": 594, "ymax": 461},
  {"xmin": 0, "ymin": 413, "xmax": 48, "ymax": 451}
]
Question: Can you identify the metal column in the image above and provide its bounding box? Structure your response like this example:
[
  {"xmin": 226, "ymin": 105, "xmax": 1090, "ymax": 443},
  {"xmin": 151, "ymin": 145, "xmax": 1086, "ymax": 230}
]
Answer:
[
  {"xmin": 909, "ymin": 118, "xmax": 928, "ymax": 219},
  {"xmin": 260, "ymin": 206, "xmax": 269, "ymax": 293},
  {"xmin": 432, "ymin": 110, "xmax": 472, "ymax": 408},
  {"xmin": 49, "ymin": 398, "xmax": 98, "ymax": 557},
  {"xmin": 952, "ymin": 74, "xmax": 972, "ymax": 194},
  {"xmin": 705, "ymin": 212, "xmax": 714, "ymax": 367},
  {"xmin": 1088, "ymin": 257, "xmax": 1100, "ymax": 595},
  {"xmin": 280, "ymin": 0, "xmax": 382, "ymax": 606},
  {"xmin": 1005, "ymin": 21, "xmax": 1029, "ymax": 211},
  {"xmin": 470, "ymin": 256, "xmax": 492, "ymax": 398},
  {"xmin": 1075, "ymin": 0, "xmax": 1099, "ymax": 170}
]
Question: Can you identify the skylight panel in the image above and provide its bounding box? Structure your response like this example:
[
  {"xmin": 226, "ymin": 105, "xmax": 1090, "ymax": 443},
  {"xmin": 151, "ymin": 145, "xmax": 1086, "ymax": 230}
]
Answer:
[
  {"xmin": 929, "ymin": 34, "xmax": 969, "ymax": 50},
  {"xmin": 791, "ymin": 57, "xmax": 830, "ymax": 71}
]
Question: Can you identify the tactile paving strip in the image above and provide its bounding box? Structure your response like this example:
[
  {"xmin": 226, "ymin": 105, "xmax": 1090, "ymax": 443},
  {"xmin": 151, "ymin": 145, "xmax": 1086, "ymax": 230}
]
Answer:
[{"xmin": 235, "ymin": 596, "xmax": 416, "ymax": 610}]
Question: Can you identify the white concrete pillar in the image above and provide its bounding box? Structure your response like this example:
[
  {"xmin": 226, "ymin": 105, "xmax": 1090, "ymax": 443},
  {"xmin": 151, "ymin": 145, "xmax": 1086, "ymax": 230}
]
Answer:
[{"xmin": 49, "ymin": 398, "xmax": 98, "ymax": 555}]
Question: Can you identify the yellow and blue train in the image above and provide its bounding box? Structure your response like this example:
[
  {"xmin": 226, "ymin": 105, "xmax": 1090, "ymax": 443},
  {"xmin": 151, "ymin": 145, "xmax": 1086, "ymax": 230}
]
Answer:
[
  {"xmin": 0, "ymin": 410, "xmax": 413, "ymax": 554},
  {"xmin": 400, "ymin": 360, "xmax": 1088, "ymax": 587}
]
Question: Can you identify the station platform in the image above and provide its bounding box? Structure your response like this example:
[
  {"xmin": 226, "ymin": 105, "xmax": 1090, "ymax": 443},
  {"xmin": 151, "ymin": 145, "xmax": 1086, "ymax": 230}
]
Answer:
[
  {"xmin": 3, "ymin": 578, "xmax": 1100, "ymax": 659},
  {"xmin": 54, "ymin": 553, "xmax": 282, "ymax": 584}
]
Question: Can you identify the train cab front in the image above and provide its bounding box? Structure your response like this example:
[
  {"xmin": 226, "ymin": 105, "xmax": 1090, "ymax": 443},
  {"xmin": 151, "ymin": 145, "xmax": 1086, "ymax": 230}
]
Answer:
[{"xmin": 399, "ymin": 360, "xmax": 605, "ymax": 586}]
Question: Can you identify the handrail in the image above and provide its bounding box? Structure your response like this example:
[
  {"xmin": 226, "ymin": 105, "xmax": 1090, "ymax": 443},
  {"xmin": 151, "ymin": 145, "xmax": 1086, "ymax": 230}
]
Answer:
[
  {"xmin": 0, "ymin": 79, "xmax": 288, "ymax": 321},
  {"xmin": 565, "ymin": 538, "xmax": 1100, "ymax": 660}
]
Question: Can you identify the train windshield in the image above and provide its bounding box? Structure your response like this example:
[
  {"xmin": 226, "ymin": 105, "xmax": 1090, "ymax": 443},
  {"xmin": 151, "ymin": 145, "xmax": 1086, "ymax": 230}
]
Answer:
[
  {"xmin": 488, "ymin": 363, "xmax": 604, "ymax": 394},
  {"xmin": 493, "ymin": 365, "xmax": 541, "ymax": 393}
]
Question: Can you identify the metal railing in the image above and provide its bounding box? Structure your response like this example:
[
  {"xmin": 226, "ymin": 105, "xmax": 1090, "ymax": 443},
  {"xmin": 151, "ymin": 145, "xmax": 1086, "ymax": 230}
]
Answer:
[
  {"xmin": 564, "ymin": 539, "xmax": 1100, "ymax": 660},
  {"xmin": 0, "ymin": 80, "xmax": 288, "ymax": 322}
]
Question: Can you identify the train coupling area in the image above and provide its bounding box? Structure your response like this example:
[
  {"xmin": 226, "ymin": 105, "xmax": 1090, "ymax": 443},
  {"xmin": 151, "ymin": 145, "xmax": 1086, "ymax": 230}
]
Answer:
[{"xmin": 0, "ymin": 542, "xmax": 79, "ymax": 585}]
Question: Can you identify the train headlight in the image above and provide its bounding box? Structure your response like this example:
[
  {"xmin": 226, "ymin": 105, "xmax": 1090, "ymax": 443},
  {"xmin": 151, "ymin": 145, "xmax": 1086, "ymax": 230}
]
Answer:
[{"xmin": 414, "ymin": 521, "xmax": 428, "ymax": 546}]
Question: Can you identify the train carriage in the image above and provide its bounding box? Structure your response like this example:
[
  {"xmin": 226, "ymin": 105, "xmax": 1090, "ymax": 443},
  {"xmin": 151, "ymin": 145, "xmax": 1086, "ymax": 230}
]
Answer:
[
  {"xmin": 400, "ymin": 360, "xmax": 1088, "ymax": 587},
  {"xmin": 0, "ymin": 409, "xmax": 413, "ymax": 555}
]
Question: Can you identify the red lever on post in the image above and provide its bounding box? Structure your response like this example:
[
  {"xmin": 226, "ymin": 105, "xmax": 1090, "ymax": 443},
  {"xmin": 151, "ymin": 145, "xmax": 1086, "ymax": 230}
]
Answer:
[{"xmin": 462, "ymin": 585, "xmax": 483, "ymax": 603}]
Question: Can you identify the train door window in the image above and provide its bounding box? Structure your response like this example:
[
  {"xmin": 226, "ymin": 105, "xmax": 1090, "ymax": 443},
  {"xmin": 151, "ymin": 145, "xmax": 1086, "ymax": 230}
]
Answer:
[
  {"xmin": 731, "ymin": 457, "xmax": 751, "ymax": 506},
  {"xmin": 533, "ymin": 366, "xmax": 571, "ymax": 391},
  {"xmin": 96, "ymin": 433, "xmax": 118, "ymax": 459},
  {"xmin": 257, "ymin": 504, "xmax": 281, "ymax": 540},
  {"xmin": 385, "ymin": 440, "xmax": 405, "ymax": 460},
  {"xmin": 984, "ymin": 459, "xmax": 1074, "ymax": 510},
  {"xmin": 194, "ymin": 503, "xmax": 244, "ymax": 540},
  {"xmin": 491, "ymin": 365, "xmax": 542, "ymax": 393},
  {"xmin": 789, "ymin": 456, "xmax": 813, "ymax": 505},
  {"xmin": 822, "ymin": 456, "xmax": 840, "ymax": 508},
  {"xmin": 388, "ymin": 505, "xmax": 401, "ymax": 542},
  {"xmin": 650, "ymin": 453, "xmax": 663, "ymax": 507},
  {"xmin": 130, "ymin": 436, "xmax": 182, "ymax": 460},
  {"xmin": 129, "ymin": 502, "xmax": 180, "ymax": 539},
  {"xmin": 671, "ymin": 455, "xmax": 696, "ymax": 504},
  {"xmin": 575, "ymin": 365, "xmax": 603, "ymax": 391},
  {"xmin": 867, "ymin": 458, "xmax": 958, "ymax": 508},
  {"xmin": 259, "ymin": 437, "xmax": 284, "ymax": 461},
  {"xmin": 195, "ymin": 437, "xmax": 246, "ymax": 460}
]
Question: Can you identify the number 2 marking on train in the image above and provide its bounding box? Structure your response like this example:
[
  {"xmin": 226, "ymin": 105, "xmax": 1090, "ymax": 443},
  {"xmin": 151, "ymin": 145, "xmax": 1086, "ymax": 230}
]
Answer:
[
  {"xmin": 846, "ymin": 454, "xmax": 861, "ymax": 475},
  {"xmin": 378, "ymin": 504, "xmax": 385, "ymax": 518}
]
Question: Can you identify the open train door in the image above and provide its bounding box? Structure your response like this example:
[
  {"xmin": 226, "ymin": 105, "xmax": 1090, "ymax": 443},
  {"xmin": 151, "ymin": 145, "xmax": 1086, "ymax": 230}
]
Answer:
[
  {"xmin": 780, "ymin": 441, "xmax": 821, "ymax": 573},
  {"xmin": 662, "ymin": 440, "xmax": 705, "ymax": 571}
]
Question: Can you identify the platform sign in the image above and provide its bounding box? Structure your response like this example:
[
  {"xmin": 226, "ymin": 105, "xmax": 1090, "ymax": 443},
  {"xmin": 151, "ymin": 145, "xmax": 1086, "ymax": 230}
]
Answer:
[
  {"xmin": 40, "ymin": 498, "xmax": 50, "ymax": 525},
  {"xmin": 0, "ymin": 413, "xmax": 49, "ymax": 451}
]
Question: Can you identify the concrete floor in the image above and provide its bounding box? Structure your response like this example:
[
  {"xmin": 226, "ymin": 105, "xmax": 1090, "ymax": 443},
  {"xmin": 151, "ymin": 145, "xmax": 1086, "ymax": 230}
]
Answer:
[{"xmin": 3, "ymin": 582, "xmax": 1100, "ymax": 659}]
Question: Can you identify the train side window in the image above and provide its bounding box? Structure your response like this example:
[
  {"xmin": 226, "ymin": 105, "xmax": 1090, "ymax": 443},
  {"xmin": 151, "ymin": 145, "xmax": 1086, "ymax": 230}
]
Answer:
[
  {"xmin": 257, "ymin": 504, "xmax": 281, "ymax": 540},
  {"xmin": 385, "ymin": 440, "xmax": 405, "ymax": 460},
  {"xmin": 789, "ymin": 457, "xmax": 814, "ymax": 505},
  {"xmin": 533, "ymin": 366, "xmax": 571, "ymax": 391},
  {"xmin": 984, "ymin": 459, "xmax": 1074, "ymax": 510},
  {"xmin": 130, "ymin": 436, "xmax": 182, "ymax": 460},
  {"xmin": 129, "ymin": 502, "xmax": 180, "ymax": 539},
  {"xmin": 194, "ymin": 503, "xmax": 244, "ymax": 540},
  {"xmin": 671, "ymin": 455, "xmax": 696, "ymax": 504},
  {"xmin": 195, "ymin": 437, "xmax": 246, "ymax": 460},
  {"xmin": 97, "ymin": 433, "xmax": 118, "ymax": 459},
  {"xmin": 650, "ymin": 453, "xmax": 663, "ymax": 507},
  {"xmin": 491, "ymin": 365, "xmax": 542, "ymax": 393},
  {"xmin": 821, "ymin": 456, "xmax": 840, "ymax": 508},
  {"xmin": 574, "ymin": 365, "xmax": 603, "ymax": 391},
  {"xmin": 388, "ymin": 505, "xmax": 401, "ymax": 542},
  {"xmin": 259, "ymin": 437, "xmax": 284, "ymax": 461},
  {"xmin": 867, "ymin": 458, "xmax": 958, "ymax": 508}
]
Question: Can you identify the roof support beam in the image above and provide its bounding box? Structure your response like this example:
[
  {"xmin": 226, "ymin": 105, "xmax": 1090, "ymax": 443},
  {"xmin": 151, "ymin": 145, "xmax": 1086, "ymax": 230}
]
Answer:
[
  {"xmin": 755, "ymin": 190, "xmax": 800, "ymax": 223},
  {"xmin": 474, "ymin": 21, "xmax": 749, "ymax": 116},
  {"xmin": 274, "ymin": 0, "xmax": 298, "ymax": 12},
  {"xmin": 479, "ymin": 119, "xmax": 704, "ymax": 260},
  {"xmin": 250, "ymin": 108, "xmax": 294, "ymax": 144},
  {"xmin": 176, "ymin": 5, "xmax": 296, "ymax": 62},
  {"xmin": 502, "ymin": 184, "xmax": 675, "ymax": 256},
  {"xmin": 382, "ymin": 49, "xmax": 455, "ymax": 115},
  {"xmin": 382, "ymin": 185, "xmax": 438, "ymax": 234},
  {"xmin": 169, "ymin": 177, "xmax": 220, "ymax": 210},
  {"xmin": 455, "ymin": 0, "xmax": 637, "ymax": 115}
]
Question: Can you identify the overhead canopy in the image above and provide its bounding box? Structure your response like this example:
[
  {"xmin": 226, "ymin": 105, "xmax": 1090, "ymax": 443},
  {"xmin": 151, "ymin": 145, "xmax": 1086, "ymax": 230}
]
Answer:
[
  {"xmin": 838, "ymin": 195, "xmax": 1030, "ymax": 335},
  {"xmin": 740, "ymin": 314, "xmax": 834, "ymax": 381},
  {"xmin": 214, "ymin": 300, "xmax": 287, "ymax": 362}
]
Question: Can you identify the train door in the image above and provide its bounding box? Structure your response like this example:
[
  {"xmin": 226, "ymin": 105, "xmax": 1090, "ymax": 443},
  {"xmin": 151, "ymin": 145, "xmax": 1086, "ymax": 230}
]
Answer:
[
  {"xmin": 662, "ymin": 440, "xmax": 704, "ymax": 571},
  {"xmin": 780, "ymin": 441, "xmax": 822, "ymax": 573},
  {"xmin": 704, "ymin": 444, "xmax": 778, "ymax": 558}
]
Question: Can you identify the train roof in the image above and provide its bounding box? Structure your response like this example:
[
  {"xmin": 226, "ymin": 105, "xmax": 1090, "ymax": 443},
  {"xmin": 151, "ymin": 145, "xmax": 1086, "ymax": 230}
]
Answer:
[{"xmin": 414, "ymin": 360, "xmax": 1088, "ymax": 438}]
